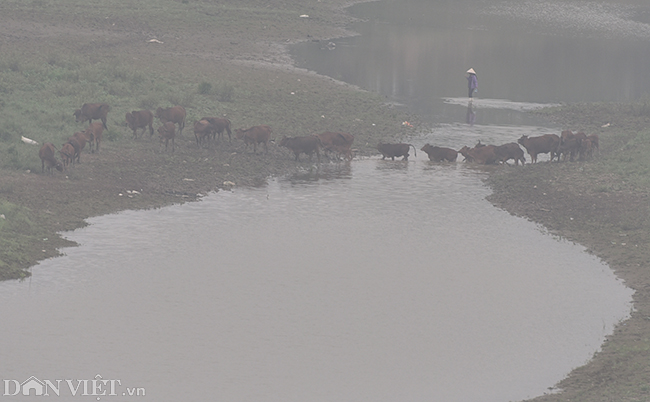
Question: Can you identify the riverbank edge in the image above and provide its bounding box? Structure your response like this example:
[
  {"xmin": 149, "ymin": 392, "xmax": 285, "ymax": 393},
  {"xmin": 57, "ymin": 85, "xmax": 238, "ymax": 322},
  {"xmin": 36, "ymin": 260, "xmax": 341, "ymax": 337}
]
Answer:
[
  {"xmin": 0, "ymin": 0, "xmax": 420, "ymax": 281},
  {"xmin": 488, "ymin": 104, "xmax": 650, "ymax": 401}
]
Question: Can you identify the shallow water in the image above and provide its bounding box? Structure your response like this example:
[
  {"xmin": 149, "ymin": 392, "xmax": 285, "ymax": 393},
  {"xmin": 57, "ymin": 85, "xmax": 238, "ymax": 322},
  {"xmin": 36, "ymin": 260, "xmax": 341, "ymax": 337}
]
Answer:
[
  {"xmin": 0, "ymin": 0, "xmax": 643, "ymax": 401},
  {"xmin": 291, "ymin": 0, "xmax": 650, "ymax": 124},
  {"xmin": 0, "ymin": 135, "xmax": 632, "ymax": 401}
]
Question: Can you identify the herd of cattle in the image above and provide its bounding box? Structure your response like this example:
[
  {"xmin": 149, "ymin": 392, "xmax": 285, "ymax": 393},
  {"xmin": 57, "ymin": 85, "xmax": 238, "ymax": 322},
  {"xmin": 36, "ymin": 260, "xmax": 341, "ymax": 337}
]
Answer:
[
  {"xmin": 380, "ymin": 130, "xmax": 599, "ymax": 165},
  {"xmin": 37, "ymin": 102, "xmax": 599, "ymax": 174},
  {"xmin": 37, "ymin": 102, "xmax": 359, "ymax": 174}
]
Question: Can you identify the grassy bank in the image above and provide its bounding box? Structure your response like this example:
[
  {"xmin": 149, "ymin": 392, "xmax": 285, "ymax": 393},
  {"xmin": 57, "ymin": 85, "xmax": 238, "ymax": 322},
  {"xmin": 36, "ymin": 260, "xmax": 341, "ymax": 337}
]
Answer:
[
  {"xmin": 0, "ymin": 0, "xmax": 418, "ymax": 279},
  {"xmin": 487, "ymin": 103, "xmax": 650, "ymax": 401}
]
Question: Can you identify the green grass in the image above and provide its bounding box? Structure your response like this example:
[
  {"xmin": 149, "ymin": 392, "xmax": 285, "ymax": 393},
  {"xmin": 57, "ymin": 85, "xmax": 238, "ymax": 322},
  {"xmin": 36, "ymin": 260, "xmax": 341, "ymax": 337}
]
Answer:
[
  {"xmin": 0, "ymin": 0, "xmax": 417, "ymax": 280},
  {"xmin": 0, "ymin": 200, "xmax": 48, "ymax": 280}
]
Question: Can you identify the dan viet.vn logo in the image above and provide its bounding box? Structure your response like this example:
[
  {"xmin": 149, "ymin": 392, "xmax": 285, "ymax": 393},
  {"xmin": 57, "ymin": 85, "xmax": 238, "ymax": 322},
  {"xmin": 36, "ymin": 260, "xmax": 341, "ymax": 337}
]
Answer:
[{"xmin": 3, "ymin": 375, "xmax": 145, "ymax": 398}]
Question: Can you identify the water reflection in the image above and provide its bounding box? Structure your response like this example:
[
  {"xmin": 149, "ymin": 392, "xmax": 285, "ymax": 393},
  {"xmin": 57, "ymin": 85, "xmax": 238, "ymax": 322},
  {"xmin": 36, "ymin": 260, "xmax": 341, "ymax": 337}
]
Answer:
[
  {"xmin": 466, "ymin": 100, "xmax": 476, "ymax": 125},
  {"xmin": 282, "ymin": 162, "xmax": 353, "ymax": 184},
  {"xmin": 291, "ymin": 0, "xmax": 650, "ymax": 125}
]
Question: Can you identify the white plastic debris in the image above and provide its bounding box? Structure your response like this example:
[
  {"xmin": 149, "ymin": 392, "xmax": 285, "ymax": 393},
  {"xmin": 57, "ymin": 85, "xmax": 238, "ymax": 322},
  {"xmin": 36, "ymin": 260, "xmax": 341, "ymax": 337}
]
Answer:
[
  {"xmin": 21, "ymin": 136, "xmax": 39, "ymax": 145},
  {"xmin": 300, "ymin": 14, "xmax": 309, "ymax": 18},
  {"xmin": 148, "ymin": 39, "xmax": 164, "ymax": 44}
]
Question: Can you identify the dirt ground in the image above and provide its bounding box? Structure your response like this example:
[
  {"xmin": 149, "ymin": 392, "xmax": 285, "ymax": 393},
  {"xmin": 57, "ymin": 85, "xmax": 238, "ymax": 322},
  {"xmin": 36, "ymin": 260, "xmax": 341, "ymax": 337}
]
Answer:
[
  {"xmin": 488, "ymin": 105, "xmax": 650, "ymax": 401},
  {"xmin": 0, "ymin": 0, "xmax": 419, "ymax": 278},
  {"xmin": 2, "ymin": 1, "xmax": 650, "ymax": 401}
]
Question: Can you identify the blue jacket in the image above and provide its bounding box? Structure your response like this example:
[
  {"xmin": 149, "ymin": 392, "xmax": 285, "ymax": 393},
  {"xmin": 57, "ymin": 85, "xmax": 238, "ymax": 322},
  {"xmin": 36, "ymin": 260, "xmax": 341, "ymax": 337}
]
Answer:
[{"xmin": 467, "ymin": 74, "xmax": 477, "ymax": 90}]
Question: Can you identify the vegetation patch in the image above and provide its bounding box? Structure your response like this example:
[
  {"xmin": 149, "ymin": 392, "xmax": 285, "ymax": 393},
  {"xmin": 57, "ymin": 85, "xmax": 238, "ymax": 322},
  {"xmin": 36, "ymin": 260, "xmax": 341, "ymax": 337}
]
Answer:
[{"xmin": 0, "ymin": 0, "xmax": 417, "ymax": 280}]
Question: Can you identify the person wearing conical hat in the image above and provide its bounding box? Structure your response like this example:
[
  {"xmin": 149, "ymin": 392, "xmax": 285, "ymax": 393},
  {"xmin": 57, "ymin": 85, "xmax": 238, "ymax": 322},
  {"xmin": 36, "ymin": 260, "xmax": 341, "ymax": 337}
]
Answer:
[{"xmin": 466, "ymin": 68, "xmax": 477, "ymax": 99}]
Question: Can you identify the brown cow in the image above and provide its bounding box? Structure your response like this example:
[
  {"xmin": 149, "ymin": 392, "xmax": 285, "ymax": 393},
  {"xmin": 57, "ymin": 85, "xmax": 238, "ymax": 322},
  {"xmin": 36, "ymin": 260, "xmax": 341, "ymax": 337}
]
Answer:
[
  {"xmin": 155, "ymin": 106, "xmax": 186, "ymax": 136},
  {"xmin": 74, "ymin": 103, "xmax": 110, "ymax": 129},
  {"xmin": 458, "ymin": 145, "xmax": 498, "ymax": 164},
  {"xmin": 316, "ymin": 132, "xmax": 355, "ymax": 161},
  {"xmin": 377, "ymin": 143, "xmax": 417, "ymax": 161},
  {"xmin": 126, "ymin": 110, "xmax": 154, "ymax": 139},
  {"xmin": 39, "ymin": 143, "xmax": 63, "ymax": 174},
  {"xmin": 193, "ymin": 119, "xmax": 212, "ymax": 148},
  {"xmin": 69, "ymin": 131, "xmax": 87, "ymax": 163},
  {"xmin": 420, "ymin": 144, "xmax": 458, "ymax": 162},
  {"xmin": 59, "ymin": 142, "xmax": 76, "ymax": 171},
  {"xmin": 558, "ymin": 130, "xmax": 579, "ymax": 162},
  {"xmin": 84, "ymin": 122, "xmax": 104, "ymax": 154},
  {"xmin": 575, "ymin": 131, "xmax": 591, "ymax": 160},
  {"xmin": 517, "ymin": 134, "xmax": 560, "ymax": 163},
  {"xmin": 494, "ymin": 143, "xmax": 526, "ymax": 166},
  {"xmin": 279, "ymin": 135, "xmax": 321, "ymax": 162},
  {"xmin": 65, "ymin": 137, "xmax": 81, "ymax": 165},
  {"xmin": 579, "ymin": 138, "xmax": 594, "ymax": 160},
  {"xmin": 158, "ymin": 121, "xmax": 176, "ymax": 152},
  {"xmin": 201, "ymin": 117, "xmax": 232, "ymax": 143},
  {"xmin": 235, "ymin": 125, "xmax": 272, "ymax": 154}
]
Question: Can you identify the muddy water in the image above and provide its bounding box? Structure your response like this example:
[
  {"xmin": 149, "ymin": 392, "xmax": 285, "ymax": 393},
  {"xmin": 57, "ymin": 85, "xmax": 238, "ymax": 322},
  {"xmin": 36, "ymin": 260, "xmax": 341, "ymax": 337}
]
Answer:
[
  {"xmin": 0, "ymin": 1, "xmax": 643, "ymax": 401},
  {"xmin": 291, "ymin": 0, "xmax": 650, "ymax": 123},
  {"xmin": 0, "ymin": 152, "xmax": 632, "ymax": 402}
]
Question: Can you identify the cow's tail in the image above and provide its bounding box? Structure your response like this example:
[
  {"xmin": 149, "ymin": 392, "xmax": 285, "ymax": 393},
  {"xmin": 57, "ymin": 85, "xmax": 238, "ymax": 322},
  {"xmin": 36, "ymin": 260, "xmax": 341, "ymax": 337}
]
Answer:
[{"xmin": 409, "ymin": 144, "xmax": 417, "ymax": 157}]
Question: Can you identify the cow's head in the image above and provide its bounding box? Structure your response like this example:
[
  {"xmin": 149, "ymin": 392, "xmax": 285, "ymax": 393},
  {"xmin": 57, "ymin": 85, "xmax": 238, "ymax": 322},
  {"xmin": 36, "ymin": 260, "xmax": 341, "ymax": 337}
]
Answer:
[
  {"xmin": 517, "ymin": 135, "xmax": 528, "ymax": 146},
  {"xmin": 125, "ymin": 112, "xmax": 134, "ymax": 128}
]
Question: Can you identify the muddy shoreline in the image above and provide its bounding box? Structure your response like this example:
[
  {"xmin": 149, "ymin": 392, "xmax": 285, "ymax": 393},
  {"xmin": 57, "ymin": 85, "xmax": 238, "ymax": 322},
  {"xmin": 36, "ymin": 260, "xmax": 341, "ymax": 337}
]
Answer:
[{"xmin": 488, "ymin": 104, "xmax": 650, "ymax": 401}]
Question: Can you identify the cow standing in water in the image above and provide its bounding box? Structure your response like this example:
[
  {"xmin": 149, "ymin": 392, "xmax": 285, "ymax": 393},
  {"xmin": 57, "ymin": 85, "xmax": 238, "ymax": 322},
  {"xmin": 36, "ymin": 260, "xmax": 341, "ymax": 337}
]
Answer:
[
  {"xmin": 315, "ymin": 131, "xmax": 354, "ymax": 161},
  {"xmin": 458, "ymin": 145, "xmax": 499, "ymax": 165},
  {"xmin": 494, "ymin": 143, "xmax": 526, "ymax": 166},
  {"xmin": 377, "ymin": 143, "xmax": 417, "ymax": 160},
  {"xmin": 420, "ymin": 144, "xmax": 458, "ymax": 162},
  {"xmin": 279, "ymin": 135, "xmax": 321, "ymax": 162}
]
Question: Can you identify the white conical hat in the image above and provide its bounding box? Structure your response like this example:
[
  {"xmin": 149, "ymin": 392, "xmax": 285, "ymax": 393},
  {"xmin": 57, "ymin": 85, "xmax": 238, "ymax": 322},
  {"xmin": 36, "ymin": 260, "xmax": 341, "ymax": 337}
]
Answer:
[{"xmin": 467, "ymin": 68, "xmax": 476, "ymax": 74}]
